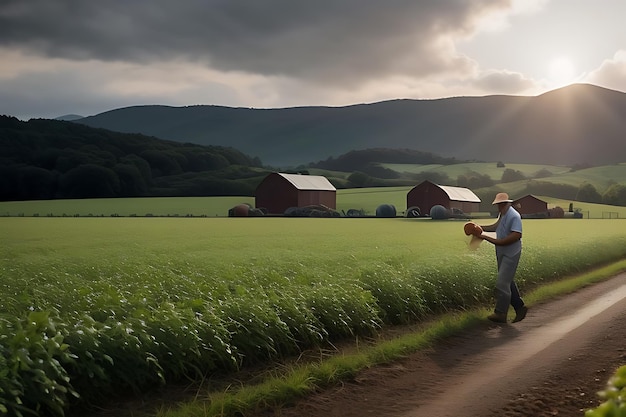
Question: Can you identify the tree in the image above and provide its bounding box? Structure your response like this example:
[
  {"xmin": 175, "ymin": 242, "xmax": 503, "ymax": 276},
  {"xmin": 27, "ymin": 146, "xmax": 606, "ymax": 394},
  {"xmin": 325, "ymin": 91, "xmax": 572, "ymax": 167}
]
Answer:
[
  {"xmin": 18, "ymin": 166, "xmax": 58, "ymax": 200},
  {"xmin": 409, "ymin": 171, "xmax": 451, "ymax": 185},
  {"xmin": 457, "ymin": 171, "xmax": 494, "ymax": 189},
  {"xmin": 533, "ymin": 168, "xmax": 553, "ymax": 179},
  {"xmin": 501, "ymin": 168, "xmax": 526, "ymax": 183},
  {"xmin": 120, "ymin": 154, "xmax": 152, "ymax": 186},
  {"xmin": 114, "ymin": 163, "xmax": 148, "ymax": 197},
  {"xmin": 576, "ymin": 182, "xmax": 602, "ymax": 203},
  {"xmin": 602, "ymin": 184, "xmax": 626, "ymax": 206},
  {"xmin": 0, "ymin": 164, "xmax": 20, "ymax": 200},
  {"xmin": 524, "ymin": 180, "xmax": 578, "ymax": 200},
  {"xmin": 59, "ymin": 164, "xmax": 120, "ymax": 198},
  {"xmin": 203, "ymin": 153, "xmax": 231, "ymax": 170},
  {"xmin": 348, "ymin": 171, "xmax": 371, "ymax": 187},
  {"xmin": 360, "ymin": 163, "xmax": 399, "ymax": 179},
  {"xmin": 139, "ymin": 150, "xmax": 183, "ymax": 177},
  {"xmin": 54, "ymin": 149, "xmax": 93, "ymax": 173}
]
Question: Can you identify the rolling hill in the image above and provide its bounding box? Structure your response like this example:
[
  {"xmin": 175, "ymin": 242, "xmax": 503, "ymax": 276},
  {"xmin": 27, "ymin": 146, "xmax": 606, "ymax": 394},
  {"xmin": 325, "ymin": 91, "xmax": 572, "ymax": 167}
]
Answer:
[{"xmin": 75, "ymin": 83, "xmax": 626, "ymax": 168}]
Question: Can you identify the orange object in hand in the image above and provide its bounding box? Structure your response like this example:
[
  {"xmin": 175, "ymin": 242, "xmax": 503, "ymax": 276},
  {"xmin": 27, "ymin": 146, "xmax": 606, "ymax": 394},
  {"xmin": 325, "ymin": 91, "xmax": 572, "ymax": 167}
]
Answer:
[{"xmin": 464, "ymin": 222, "xmax": 483, "ymax": 236}]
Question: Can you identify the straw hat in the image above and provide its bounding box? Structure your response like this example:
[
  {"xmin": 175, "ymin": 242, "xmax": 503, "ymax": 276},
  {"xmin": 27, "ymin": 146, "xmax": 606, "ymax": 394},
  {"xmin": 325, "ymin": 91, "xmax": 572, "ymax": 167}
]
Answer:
[{"xmin": 492, "ymin": 192, "xmax": 513, "ymax": 205}]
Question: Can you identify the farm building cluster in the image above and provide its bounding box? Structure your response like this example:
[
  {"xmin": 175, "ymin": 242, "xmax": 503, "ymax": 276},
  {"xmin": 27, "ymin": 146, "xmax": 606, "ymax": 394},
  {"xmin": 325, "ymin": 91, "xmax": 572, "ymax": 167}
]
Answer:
[{"xmin": 229, "ymin": 173, "xmax": 571, "ymax": 219}]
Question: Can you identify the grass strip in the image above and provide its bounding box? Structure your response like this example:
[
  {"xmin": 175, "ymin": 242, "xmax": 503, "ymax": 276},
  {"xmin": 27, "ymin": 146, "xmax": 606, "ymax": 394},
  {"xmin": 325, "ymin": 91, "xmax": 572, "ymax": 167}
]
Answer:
[
  {"xmin": 158, "ymin": 314, "xmax": 482, "ymax": 417},
  {"xmin": 157, "ymin": 259, "xmax": 626, "ymax": 417},
  {"xmin": 523, "ymin": 259, "xmax": 626, "ymax": 306}
]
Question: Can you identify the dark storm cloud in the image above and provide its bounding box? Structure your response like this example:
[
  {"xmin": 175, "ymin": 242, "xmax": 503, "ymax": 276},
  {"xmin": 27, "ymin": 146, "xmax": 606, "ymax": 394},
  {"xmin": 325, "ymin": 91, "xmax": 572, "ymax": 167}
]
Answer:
[{"xmin": 0, "ymin": 0, "xmax": 508, "ymax": 83}]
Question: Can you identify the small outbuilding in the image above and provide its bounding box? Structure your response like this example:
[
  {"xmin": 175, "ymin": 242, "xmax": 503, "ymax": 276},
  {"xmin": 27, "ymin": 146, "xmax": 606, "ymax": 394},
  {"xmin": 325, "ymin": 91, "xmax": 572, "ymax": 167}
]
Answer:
[
  {"xmin": 255, "ymin": 172, "xmax": 337, "ymax": 215},
  {"xmin": 512, "ymin": 195, "xmax": 548, "ymax": 216},
  {"xmin": 406, "ymin": 180, "xmax": 481, "ymax": 215}
]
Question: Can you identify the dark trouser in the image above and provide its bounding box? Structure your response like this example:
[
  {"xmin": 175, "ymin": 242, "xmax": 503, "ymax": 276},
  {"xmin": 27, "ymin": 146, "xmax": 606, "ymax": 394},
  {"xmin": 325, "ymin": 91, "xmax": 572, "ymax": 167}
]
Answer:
[{"xmin": 494, "ymin": 252, "xmax": 524, "ymax": 314}]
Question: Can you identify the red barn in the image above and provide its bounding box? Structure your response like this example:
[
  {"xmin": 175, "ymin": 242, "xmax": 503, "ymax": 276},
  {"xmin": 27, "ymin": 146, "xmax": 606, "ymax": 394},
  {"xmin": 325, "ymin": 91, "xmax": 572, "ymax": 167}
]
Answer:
[
  {"xmin": 512, "ymin": 195, "xmax": 548, "ymax": 215},
  {"xmin": 406, "ymin": 180, "xmax": 481, "ymax": 215},
  {"xmin": 255, "ymin": 173, "xmax": 336, "ymax": 214}
]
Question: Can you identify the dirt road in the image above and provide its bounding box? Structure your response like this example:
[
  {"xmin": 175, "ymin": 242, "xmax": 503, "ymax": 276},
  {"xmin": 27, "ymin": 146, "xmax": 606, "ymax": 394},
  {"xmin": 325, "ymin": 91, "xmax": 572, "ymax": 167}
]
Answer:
[{"xmin": 265, "ymin": 273, "xmax": 626, "ymax": 417}]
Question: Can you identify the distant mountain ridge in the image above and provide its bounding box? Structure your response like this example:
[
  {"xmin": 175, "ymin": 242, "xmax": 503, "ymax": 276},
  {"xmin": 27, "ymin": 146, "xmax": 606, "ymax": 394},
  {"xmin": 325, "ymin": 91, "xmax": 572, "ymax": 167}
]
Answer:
[
  {"xmin": 55, "ymin": 114, "xmax": 84, "ymax": 121},
  {"xmin": 76, "ymin": 84, "xmax": 626, "ymax": 167}
]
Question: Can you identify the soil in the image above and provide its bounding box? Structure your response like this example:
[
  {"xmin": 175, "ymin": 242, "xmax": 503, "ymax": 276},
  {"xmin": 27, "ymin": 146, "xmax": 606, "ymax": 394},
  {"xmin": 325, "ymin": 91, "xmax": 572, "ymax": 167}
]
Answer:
[{"xmin": 259, "ymin": 273, "xmax": 626, "ymax": 417}]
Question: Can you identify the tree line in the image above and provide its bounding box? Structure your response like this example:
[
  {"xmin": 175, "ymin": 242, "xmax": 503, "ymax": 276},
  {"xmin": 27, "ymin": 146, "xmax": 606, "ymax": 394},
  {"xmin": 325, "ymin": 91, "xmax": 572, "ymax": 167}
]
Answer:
[
  {"xmin": 0, "ymin": 116, "xmax": 266, "ymax": 201},
  {"xmin": 3, "ymin": 115, "xmax": 625, "ymax": 205}
]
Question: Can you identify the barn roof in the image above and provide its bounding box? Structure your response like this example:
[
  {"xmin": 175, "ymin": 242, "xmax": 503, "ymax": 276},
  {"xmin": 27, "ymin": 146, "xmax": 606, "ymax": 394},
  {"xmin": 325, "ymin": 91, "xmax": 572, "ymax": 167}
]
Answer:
[
  {"xmin": 278, "ymin": 173, "xmax": 336, "ymax": 191},
  {"xmin": 438, "ymin": 184, "xmax": 481, "ymax": 203},
  {"xmin": 513, "ymin": 194, "xmax": 547, "ymax": 203}
]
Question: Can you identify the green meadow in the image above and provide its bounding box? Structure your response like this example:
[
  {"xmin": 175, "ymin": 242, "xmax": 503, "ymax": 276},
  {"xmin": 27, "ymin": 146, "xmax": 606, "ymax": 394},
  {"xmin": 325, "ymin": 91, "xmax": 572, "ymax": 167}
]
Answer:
[
  {"xmin": 382, "ymin": 162, "xmax": 572, "ymax": 180},
  {"xmin": 382, "ymin": 162, "xmax": 626, "ymax": 191},
  {"xmin": 2, "ymin": 215, "xmax": 626, "ymax": 416},
  {"xmin": 2, "ymin": 190, "xmax": 626, "ymax": 218},
  {"xmin": 0, "ymin": 196, "xmax": 257, "ymax": 218}
]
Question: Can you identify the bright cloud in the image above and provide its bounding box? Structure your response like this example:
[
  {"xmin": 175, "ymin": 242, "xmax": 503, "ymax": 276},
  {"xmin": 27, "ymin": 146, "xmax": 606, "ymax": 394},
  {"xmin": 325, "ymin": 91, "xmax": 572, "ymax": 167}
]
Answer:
[
  {"xmin": 586, "ymin": 51, "xmax": 626, "ymax": 93},
  {"xmin": 0, "ymin": 0, "xmax": 623, "ymax": 120}
]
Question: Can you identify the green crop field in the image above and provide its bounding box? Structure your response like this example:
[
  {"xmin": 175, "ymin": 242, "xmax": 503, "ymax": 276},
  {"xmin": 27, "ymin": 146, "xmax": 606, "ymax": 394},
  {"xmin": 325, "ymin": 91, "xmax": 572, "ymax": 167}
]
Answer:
[{"xmin": 2, "ymin": 216, "xmax": 626, "ymax": 416}]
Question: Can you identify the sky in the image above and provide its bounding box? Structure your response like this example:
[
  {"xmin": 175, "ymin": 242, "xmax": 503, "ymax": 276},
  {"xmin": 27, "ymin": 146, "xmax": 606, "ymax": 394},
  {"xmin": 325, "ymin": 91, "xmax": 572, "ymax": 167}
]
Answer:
[{"xmin": 1, "ymin": 0, "xmax": 625, "ymax": 121}]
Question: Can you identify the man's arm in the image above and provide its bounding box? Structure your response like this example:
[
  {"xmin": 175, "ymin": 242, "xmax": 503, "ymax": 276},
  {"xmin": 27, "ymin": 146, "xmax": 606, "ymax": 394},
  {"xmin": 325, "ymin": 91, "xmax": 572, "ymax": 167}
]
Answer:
[
  {"xmin": 479, "ymin": 217, "xmax": 500, "ymax": 233},
  {"xmin": 480, "ymin": 231, "xmax": 522, "ymax": 246}
]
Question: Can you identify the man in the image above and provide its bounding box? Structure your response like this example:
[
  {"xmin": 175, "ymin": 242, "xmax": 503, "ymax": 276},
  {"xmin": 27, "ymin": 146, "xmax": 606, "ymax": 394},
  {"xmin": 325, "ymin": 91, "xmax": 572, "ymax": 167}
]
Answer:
[{"xmin": 477, "ymin": 192, "xmax": 528, "ymax": 324}]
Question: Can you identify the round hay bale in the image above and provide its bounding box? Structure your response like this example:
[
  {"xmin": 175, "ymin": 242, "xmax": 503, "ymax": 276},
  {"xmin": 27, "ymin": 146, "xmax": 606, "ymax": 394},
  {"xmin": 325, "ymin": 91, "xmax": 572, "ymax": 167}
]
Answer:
[
  {"xmin": 549, "ymin": 206, "xmax": 565, "ymax": 218},
  {"xmin": 284, "ymin": 207, "xmax": 298, "ymax": 216},
  {"xmin": 429, "ymin": 205, "xmax": 450, "ymax": 220},
  {"xmin": 376, "ymin": 204, "xmax": 397, "ymax": 218},
  {"xmin": 229, "ymin": 203, "xmax": 250, "ymax": 217},
  {"xmin": 346, "ymin": 208, "xmax": 365, "ymax": 217},
  {"xmin": 405, "ymin": 206, "xmax": 421, "ymax": 218}
]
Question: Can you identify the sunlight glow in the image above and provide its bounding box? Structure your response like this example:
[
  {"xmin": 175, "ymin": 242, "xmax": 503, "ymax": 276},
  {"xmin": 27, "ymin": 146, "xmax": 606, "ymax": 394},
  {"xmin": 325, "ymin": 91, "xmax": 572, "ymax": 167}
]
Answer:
[{"xmin": 547, "ymin": 57, "xmax": 577, "ymax": 88}]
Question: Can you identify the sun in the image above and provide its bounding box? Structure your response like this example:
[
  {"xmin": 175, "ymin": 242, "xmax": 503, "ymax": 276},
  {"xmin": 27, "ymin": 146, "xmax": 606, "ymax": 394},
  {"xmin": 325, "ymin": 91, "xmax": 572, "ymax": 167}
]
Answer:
[{"xmin": 547, "ymin": 57, "xmax": 578, "ymax": 88}]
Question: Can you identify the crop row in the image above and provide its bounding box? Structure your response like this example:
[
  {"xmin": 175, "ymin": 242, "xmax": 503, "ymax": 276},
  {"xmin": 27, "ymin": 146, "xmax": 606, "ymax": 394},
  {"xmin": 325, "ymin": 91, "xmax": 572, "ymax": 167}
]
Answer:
[{"xmin": 2, "ymin": 218, "xmax": 626, "ymax": 416}]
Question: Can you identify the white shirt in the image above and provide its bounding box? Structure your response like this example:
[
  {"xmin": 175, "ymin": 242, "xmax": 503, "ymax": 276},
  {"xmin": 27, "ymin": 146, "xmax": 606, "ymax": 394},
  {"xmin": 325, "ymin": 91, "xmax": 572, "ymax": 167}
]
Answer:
[{"xmin": 495, "ymin": 206, "xmax": 522, "ymax": 257}]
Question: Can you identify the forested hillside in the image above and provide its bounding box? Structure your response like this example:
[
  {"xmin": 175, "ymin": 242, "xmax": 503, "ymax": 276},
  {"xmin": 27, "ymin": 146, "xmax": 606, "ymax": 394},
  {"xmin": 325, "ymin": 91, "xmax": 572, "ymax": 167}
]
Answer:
[
  {"xmin": 76, "ymin": 84, "xmax": 626, "ymax": 167},
  {"xmin": 4, "ymin": 114, "xmax": 626, "ymax": 205},
  {"xmin": 0, "ymin": 116, "xmax": 454, "ymax": 201},
  {"xmin": 0, "ymin": 116, "xmax": 265, "ymax": 201}
]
